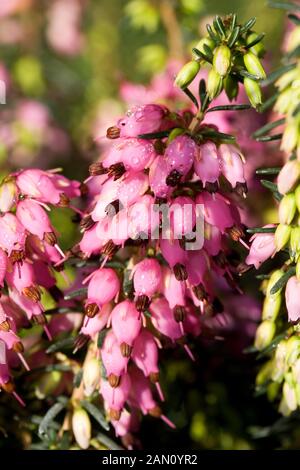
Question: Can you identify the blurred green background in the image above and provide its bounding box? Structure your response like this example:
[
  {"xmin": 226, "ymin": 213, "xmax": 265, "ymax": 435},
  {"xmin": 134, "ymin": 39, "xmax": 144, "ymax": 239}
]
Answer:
[{"xmin": 0, "ymin": 0, "xmax": 285, "ymax": 180}]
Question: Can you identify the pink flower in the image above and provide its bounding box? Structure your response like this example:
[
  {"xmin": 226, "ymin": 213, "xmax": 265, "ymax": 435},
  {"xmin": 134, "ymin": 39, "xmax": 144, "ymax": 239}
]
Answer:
[
  {"xmin": 133, "ymin": 258, "xmax": 162, "ymax": 299},
  {"xmin": 150, "ymin": 297, "xmax": 182, "ymax": 341},
  {"xmin": 85, "ymin": 268, "xmax": 120, "ymax": 316},
  {"xmin": 165, "ymin": 135, "xmax": 196, "ymax": 183},
  {"xmin": 285, "ymin": 276, "xmax": 300, "ymax": 322},
  {"xmin": 101, "ymin": 373, "xmax": 131, "ymax": 420},
  {"xmin": 246, "ymin": 226, "xmax": 276, "ymax": 268},
  {"xmin": 132, "ymin": 329, "xmax": 159, "ymax": 381},
  {"xmin": 219, "ymin": 143, "xmax": 245, "ymax": 188},
  {"xmin": 149, "ymin": 156, "xmax": 171, "ymax": 199},
  {"xmin": 104, "ymin": 138, "xmax": 156, "ymax": 173},
  {"xmin": 101, "ymin": 330, "xmax": 129, "ymax": 386},
  {"xmin": 118, "ymin": 172, "xmax": 148, "ymax": 208},
  {"xmin": 118, "ymin": 104, "xmax": 168, "ymax": 137},
  {"xmin": 169, "ymin": 196, "xmax": 196, "ymax": 239},
  {"xmin": 0, "ymin": 213, "xmax": 26, "ymax": 256},
  {"xmin": 194, "ymin": 141, "xmax": 220, "ymax": 185},
  {"xmin": 111, "ymin": 300, "xmax": 142, "ymax": 356},
  {"xmin": 16, "ymin": 169, "xmax": 61, "ymax": 204},
  {"xmin": 196, "ymin": 192, "xmax": 234, "ymax": 233},
  {"xmin": 16, "ymin": 200, "xmax": 54, "ymax": 242}
]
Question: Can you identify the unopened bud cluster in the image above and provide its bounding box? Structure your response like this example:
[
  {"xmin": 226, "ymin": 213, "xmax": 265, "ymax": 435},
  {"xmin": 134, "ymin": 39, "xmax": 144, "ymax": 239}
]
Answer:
[
  {"xmin": 175, "ymin": 15, "xmax": 266, "ymax": 108},
  {"xmin": 247, "ymin": 13, "xmax": 300, "ymax": 416}
]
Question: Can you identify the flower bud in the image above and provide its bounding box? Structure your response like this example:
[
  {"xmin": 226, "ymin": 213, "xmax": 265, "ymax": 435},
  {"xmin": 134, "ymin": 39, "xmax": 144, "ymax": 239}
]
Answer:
[
  {"xmin": 243, "ymin": 51, "xmax": 266, "ymax": 79},
  {"xmin": 175, "ymin": 61, "xmax": 200, "ymax": 89},
  {"xmin": 275, "ymin": 87, "xmax": 293, "ymax": 115},
  {"xmin": 286, "ymin": 336, "xmax": 300, "ymax": 366},
  {"xmin": 167, "ymin": 128, "xmax": 185, "ymax": 143},
  {"xmin": 275, "ymin": 68, "xmax": 299, "ymax": 91},
  {"xmin": 262, "ymin": 294, "xmax": 281, "ymax": 321},
  {"xmin": 0, "ymin": 177, "xmax": 17, "ymax": 213},
  {"xmin": 266, "ymin": 269, "xmax": 285, "ymax": 297},
  {"xmin": 256, "ymin": 360, "xmax": 274, "ymax": 386},
  {"xmin": 224, "ymin": 75, "xmax": 239, "ymax": 101},
  {"xmin": 267, "ymin": 381, "xmax": 281, "ymax": 402},
  {"xmin": 283, "ymin": 379, "xmax": 297, "ymax": 412},
  {"xmin": 254, "ymin": 320, "xmax": 276, "ymax": 351},
  {"xmin": 292, "ymin": 357, "xmax": 300, "ymax": 383},
  {"xmin": 194, "ymin": 37, "xmax": 215, "ymax": 57},
  {"xmin": 281, "ymin": 120, "xmax": 299, "ymax": 154},
  {"xmin": 246, "ymin": 32, "xmax": 265, "ymax": 57},
  {"xmin": 83, "ymin": 357, "xmax": 101, "ymax": 397},
  {"xmin": 207, "ymin": 68, "xmax": 223, "ymax": 100},
  {"xmin": 274, "ymin": 224, "xmax": 291, "ymax": 251},
  {"xmin": 285, "ymin": 276, "xmax": 300, "ymax": 322},
  {"xmin": 290, "ymin": 227, "xmax": 300, "ymax": 261},
  {"xmin": 278, "ymin": 161, "xmax": 300, "ymax": 195},
  {"xmin": 72, "ymin": 408, "xmax": 91, "ymax": 450},
  {"xmin": 272, "ymin": 340, "xmax": 287, "ymax": 382},
  {"xmin": 213, "ymin": 45, "xmax": 231, "ymax": 77},
  {"xmin": 294, "ymin": 185, "xmax": 300, "ymax": 213},
  {"xmin": 278, "ymin": 193, "xmax": 296, "ymax": 225},
  {"xmin": 244, "ymin": 77, "xmax": 262, "ymax": 108},
  {"xmin": 296, "ymin": 258, "xmax": 300, "ymax": 280}
]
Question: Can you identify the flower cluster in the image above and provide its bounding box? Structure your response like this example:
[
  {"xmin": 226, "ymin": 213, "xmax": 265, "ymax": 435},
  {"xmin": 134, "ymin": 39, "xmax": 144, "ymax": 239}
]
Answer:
[
  {"xmin": 0, "ymin": 168, "xmax": 80, "ymax": 404},
  {"xmin": 246, "ymin": 12, "xmax": 300, "ymax": 416},
  {"xmin": 73, "ymin": 93, "xmax": 253, "ymax": 444}
]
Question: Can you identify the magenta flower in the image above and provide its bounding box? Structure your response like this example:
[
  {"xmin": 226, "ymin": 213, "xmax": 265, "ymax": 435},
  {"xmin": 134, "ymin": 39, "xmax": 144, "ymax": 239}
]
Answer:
[{"xmin": 118, "ymin": 104, "xmax": 168, "ymax": 138}]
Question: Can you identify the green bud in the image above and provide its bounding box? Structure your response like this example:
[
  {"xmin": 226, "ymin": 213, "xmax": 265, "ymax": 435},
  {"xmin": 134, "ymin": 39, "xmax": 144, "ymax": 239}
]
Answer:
[
  {"xmin": 254, "ymin": 320, "xmax": 276, "ymax": 351},
  {"xmin": 296, "ymin": 258, "xmax": 300, "ymax": 280},
  {"xmin": 0, "ymin": 176, "xmax": 17, "ymax": 213},
  {"xmin": 274, "ymin": 87, "xmax": 293, "ymax": 115},
  {"xmin": 285, "ymin": 336, "xmax": 300, "ymax": 366},
  {"xmin": 256, "ymin": 359, "xmax": 274, "ymax": 386},
  {"xmin": 275, "ymin": 68, "xmax": 299, "ymax": 91},
  {"xmin": 274, "ymin": 223, "xmax": 291, "ymax": 251},
  {"xmin": 72, "ymin": 408, "xmax": 91, "ymax": 450},
  {"xmin": 243, "ymin": 51, "xmax": 266, "ymax": 79},
  {"xmin": 294, "ymin": 185, "xmax": 300, "ymax": 214},
  {"xmin": 292, "ymin": 357, "xmax": 300, "ymax": 383},
  {"xmin": 295, "ymin": 383, "xmax": 300, "ymax": 407},
  {"xmin": 281, "ymin": 120, "xmax": 299, "ymax": 154},
  {"xmin": 168, "ymin": 127, "xmax": 185, "ymax": 143},
  {"xmin": 244, "ymin": 77, "xmax": 262, "ymax": 108},
  {"xmin": 262, "ymin": 294, "xmax": 281, "ymax": 321},
  {"xmin": 283, "ymin": 380, "xmax": 297, "ymax": 412},
  {"xmin": 290, "ymin": 227, "xmax": 300, "ymax": 261},
  {"xmin": 82, "ymin": 357, "xmax": 101, "ymax": 397},
  {"xmin": 266, "ymin": 269, "xmax": 285, "ymax": 297},
  {"xmin": 246, "ymin": 32, "xmax": 265, "ymax": 57},
  {"xmin": 224, "ymin": 75, "xmax": 239, "ymax": 101},
  {"xmin": 267, "ymin": 381, "xmax": 281, "ymax": 402},
  {"xmin": 279, "ymin": 395, "xmax": 292, "ymax": 416},
  {"xmin": 278, "ymin": 193, "xmax": 296, "ymax": 225},
  {"xmin": 193, "ymin": 37, "xmax": 215, "ymax": 57},
  {"xmin": 175, "ymin": 60, "xmax": 200, "ymax": 89},
  {"xmin": 213, "ymin": 45, "xmax": 231, "ymax": 77},
  {"xmin": 272, "ymin": 340, "xmax": 288, "ymax": 382},
  {"xmin": 207, "ymin": 68, "xmax": 223, "ymax": 100}
]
